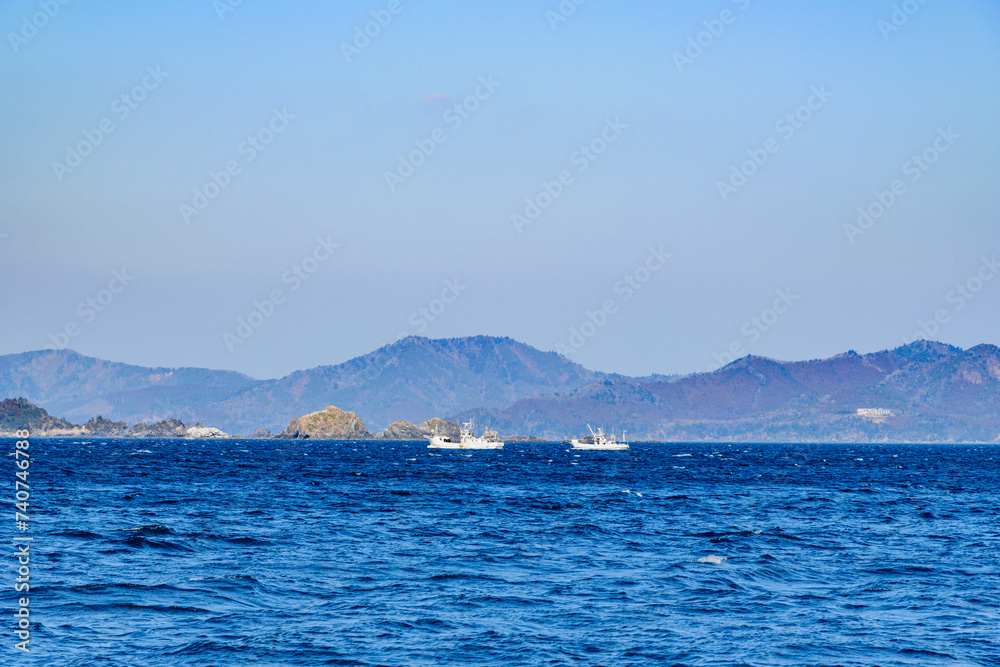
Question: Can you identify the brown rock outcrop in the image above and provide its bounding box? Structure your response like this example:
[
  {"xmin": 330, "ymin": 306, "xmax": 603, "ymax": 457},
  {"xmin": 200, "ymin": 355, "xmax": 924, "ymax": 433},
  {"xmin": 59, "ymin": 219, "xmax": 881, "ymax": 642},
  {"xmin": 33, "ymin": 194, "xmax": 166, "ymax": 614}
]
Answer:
[
  {"xmin": 279, "ymin": 405, "xmax": 370, "ymax": 440},
  {"xmin": 380, "ymin": 421, "xmax": 426, "ymax": 440}
]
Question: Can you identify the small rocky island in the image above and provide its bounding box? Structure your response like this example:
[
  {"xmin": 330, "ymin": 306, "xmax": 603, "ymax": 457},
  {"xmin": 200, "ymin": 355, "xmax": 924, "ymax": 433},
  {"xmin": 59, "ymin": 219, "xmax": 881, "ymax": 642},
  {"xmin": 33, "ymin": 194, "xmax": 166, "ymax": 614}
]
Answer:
[
  {"xmin": 0, "ymin": 397, "xmax": 458, "ymax": 441},
  {"xmin": 278, "ymin": 405, "xmax": 459, "ymax": 441}
]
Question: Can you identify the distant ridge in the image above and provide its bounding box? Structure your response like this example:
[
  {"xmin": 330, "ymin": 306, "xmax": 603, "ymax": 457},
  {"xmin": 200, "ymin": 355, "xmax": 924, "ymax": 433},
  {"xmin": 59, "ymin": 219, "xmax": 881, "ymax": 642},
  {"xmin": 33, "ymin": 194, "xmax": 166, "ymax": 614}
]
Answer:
[
  {"xmin": 0, "ymin": 349, "xmax": 260, "ymax": 429},
  {"xmin": 457, "ymin": 340, "xmax": 1000, "ymax": 442},
  {"xmin": 0, "ymin": 336, "xmax": 606, "ymax": 434},
  {"xmin": 2, "ymin": 338, "xmax": 999, "ymax": 442}
]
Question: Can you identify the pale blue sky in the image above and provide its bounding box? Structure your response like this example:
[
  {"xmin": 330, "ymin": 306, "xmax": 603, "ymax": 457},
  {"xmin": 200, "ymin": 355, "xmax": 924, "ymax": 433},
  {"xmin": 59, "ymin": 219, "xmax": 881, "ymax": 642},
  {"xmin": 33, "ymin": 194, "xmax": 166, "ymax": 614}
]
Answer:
[{"xmin": 2, "ymin": 0, "xmax": 999, "ymax": 379}]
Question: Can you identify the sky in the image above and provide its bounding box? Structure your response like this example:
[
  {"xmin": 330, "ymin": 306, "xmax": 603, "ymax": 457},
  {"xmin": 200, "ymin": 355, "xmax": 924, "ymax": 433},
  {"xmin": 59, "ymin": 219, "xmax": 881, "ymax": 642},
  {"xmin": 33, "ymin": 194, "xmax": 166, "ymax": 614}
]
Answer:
[{"xmin": 1, "ymin": 0, "xmax": 999, "ymax": 380}]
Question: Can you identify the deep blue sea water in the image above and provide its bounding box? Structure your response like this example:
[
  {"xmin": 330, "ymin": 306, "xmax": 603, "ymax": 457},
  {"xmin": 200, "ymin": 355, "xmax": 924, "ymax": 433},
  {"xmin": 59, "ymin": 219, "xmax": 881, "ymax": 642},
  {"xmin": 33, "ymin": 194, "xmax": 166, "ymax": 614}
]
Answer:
[{"xmin": 5, "ymin": 438, "xmax": 1000, "ymax": 666}]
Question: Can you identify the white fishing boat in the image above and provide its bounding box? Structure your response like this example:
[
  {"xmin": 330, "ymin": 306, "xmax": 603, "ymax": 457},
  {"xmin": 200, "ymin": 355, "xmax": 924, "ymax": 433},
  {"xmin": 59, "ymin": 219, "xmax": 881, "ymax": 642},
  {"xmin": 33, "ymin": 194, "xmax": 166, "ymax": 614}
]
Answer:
[
  {"xmin": 570, "ymin": 425, "xmax": 629, "ymax": 450},
  {"xmin": 428, "ymin": 420, "xmax": 504, "ymax": 449}
]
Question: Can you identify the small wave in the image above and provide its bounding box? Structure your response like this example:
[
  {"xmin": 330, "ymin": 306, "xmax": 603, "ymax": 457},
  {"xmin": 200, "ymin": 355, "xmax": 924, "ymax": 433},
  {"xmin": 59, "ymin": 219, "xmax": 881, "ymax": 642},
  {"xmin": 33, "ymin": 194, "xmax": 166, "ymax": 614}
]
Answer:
[
  {"xmin": 52, "ymin": 529, "xmax": 104, "ymax": 540},
  {"xmin": 108, "ymin": 602, "xmax": 210, "ymax": 614},
  {"xmin": 67, "ymin": 581, "xmax": 187, "ymax": 594},
  {"xmin": 696, "ymin": 555, "xmax": 727, "ymax": 564},
  {"xmin": 183, "ymin": 574, "xmax": 263, "ymax": 592},
  {"xmin": 164, "ymin": 640, "xmax": 242, "ymax": 657},
  {"xmin": 690, "ymin": 529, "xmax": 760, "ymax": 540},
  {"xmin": 192, "ymin": 533, "xmax": 271, "ymax": 546},
  {"xmin": 871, "ymin": 565, "xmax": 935, "ymax": 575},
  {"xmin": 527, "ymin": 501, "xmax": 579, "ymax": 511},
  {"xmin": 899, "ymin": 648, "xmax": 955, "ymax": 659},
  {"xmin": 189, "ymin": 573, "xmax": 262, "ymax": 586},
  {"xmin": 224, "ymin": 536, "xmax": 270, "ymax": 545},
  {"xmin": 122, "ymin": 535, "xmax": 194, "ymax": 552},
  {"xmin": 122, "ymin": 524, "xmax": 175, "ymax": 535},
  {"xmin": 428, "ymin": 572, "xmax": 501, "ymax": 582}
]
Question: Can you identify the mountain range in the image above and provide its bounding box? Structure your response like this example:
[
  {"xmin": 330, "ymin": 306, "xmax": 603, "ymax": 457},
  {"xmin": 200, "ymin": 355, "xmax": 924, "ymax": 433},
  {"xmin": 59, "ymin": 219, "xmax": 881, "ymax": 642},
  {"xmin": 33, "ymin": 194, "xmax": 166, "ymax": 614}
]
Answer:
[
  {"xmin": 1, "ymin": 337, "xmax": 998, "ymax": 442},
  {"xmin": 459, "ymin": 341, "xmax": 1000, "ymax": 442},
  {"xmin": 0, "ymin": 336, "xmax": 602, "ymax": 434}
]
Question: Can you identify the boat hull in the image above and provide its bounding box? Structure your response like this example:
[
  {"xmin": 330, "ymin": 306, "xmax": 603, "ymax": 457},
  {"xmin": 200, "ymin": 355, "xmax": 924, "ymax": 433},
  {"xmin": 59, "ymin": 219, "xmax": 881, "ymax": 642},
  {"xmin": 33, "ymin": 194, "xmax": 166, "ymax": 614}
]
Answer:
[
  {"xmin": 428, "ymin": 435, "xmax": 503, "ymax": 449},
  {"xmin": 570, "ymin": 439, "xmax": 629, "ymax": 450}
]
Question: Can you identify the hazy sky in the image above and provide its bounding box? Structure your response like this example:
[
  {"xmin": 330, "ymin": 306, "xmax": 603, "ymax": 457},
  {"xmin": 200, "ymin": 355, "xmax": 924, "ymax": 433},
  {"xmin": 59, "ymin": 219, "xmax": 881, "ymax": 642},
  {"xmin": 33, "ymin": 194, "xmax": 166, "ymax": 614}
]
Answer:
[{"xmin": 2, "ymin": 0, "xmax": 999, "ymax": 379}]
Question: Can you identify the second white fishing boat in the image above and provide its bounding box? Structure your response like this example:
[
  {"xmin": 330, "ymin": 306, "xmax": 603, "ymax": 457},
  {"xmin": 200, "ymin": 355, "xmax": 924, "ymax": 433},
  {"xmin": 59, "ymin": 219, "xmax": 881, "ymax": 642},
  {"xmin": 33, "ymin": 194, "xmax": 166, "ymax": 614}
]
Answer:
[
  {"xmin": 428, "ymin": 420, "xmax": 504, "ymax": 449},
  {"xmin": 570, "ymin": 425, "xmax": 629, "ymax": 450}
]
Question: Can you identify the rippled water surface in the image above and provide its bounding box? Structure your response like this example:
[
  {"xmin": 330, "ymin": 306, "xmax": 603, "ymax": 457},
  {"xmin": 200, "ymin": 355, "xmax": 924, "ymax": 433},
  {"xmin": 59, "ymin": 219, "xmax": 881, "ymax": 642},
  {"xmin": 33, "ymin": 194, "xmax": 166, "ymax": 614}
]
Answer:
[{"xmin": 9, "ymin": 439, "xmax": 1000, "ymax": 665}]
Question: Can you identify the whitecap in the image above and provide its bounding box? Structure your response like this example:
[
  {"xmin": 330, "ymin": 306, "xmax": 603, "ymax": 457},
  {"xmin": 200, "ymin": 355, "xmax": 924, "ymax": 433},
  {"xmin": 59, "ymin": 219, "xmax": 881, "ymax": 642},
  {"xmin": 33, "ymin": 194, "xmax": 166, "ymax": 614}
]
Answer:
[
  {"xmin": 672, "ymin": 453, "xmax": 692, "ymax": 457},
  {"xmin": 696, "ymin": 555, "xmax": 726, "ymax": 564}
]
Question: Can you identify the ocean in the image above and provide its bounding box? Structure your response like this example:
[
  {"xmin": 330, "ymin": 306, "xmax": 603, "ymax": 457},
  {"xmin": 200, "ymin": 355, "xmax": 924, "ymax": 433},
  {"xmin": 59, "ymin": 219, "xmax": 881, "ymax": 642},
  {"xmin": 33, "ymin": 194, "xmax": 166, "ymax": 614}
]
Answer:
[{"xmin": 7, "ymin": 438, "xmax": 999, "ymax": 666}]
